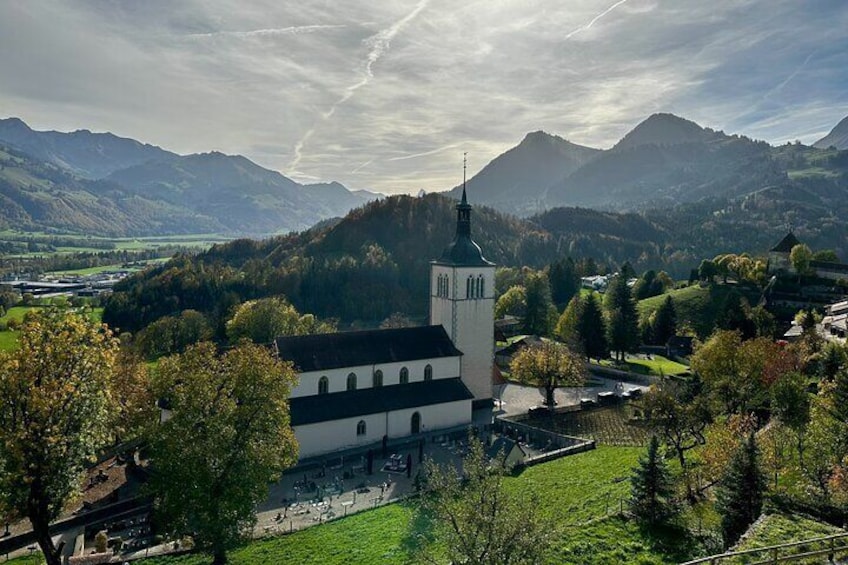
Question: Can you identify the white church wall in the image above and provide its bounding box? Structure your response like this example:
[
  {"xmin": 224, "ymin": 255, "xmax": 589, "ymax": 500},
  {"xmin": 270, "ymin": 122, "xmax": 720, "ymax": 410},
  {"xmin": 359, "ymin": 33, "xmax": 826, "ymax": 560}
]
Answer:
[
  {"xmin": 290, "ymin": 357, "xmax": 462, "ymax": 398},
  {"xmin": 294, "ymin": 399, "xmax": 472, "ymax": 459},
  {"xmin": 430, "ymin": 264, "xmax": 496, "ymax": 401}
]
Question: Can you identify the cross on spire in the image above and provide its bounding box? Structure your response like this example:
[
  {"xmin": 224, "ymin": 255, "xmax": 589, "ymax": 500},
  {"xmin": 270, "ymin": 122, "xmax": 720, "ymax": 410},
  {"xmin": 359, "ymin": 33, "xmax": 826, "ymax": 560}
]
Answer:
[{"xmin": 461, "ymin": 152, "xmax": 468, "ymax": 204}]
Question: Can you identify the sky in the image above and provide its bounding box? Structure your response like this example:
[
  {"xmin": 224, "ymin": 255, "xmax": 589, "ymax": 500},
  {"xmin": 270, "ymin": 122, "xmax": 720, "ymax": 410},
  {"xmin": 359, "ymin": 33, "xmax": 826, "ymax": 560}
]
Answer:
[{"xmin": 1, "ymin": 0, "xmax": 847, "ymax": 195}]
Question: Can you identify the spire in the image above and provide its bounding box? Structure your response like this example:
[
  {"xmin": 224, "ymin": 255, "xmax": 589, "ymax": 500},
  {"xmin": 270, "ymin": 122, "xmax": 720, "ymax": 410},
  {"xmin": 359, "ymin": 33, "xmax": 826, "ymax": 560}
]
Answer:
[
  {"xmin": 461, "ymin": 152, "xmax": 468, "ymax": 205},
  {"xmin": 433, "ymin": 152, "xmax": 491, "ymax": 265}
]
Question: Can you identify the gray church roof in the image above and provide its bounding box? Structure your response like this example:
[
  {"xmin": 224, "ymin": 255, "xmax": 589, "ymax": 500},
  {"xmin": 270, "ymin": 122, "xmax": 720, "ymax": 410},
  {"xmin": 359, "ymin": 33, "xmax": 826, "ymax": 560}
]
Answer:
[
  {"xmin": 433, "ymin": 187, "xmax": 494, "ymax": 267},
  {"xmin": 275, "ymin": 325, "xmax": 462, "ymax": 373},
  {"xmin": 289, "ymin": 378, "xmax": 473, "ymax": 426},
  {"xmin": 770, "ymin": 232, "xmax": 801, "ymax": 253}
]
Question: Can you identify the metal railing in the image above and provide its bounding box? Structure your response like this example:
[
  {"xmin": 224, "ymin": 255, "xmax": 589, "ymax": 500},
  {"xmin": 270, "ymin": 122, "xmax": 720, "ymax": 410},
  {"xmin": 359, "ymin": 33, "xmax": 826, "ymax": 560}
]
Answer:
[{"xmin": 681, "ymin": 532, "xmax": 848, "ymax": 564}]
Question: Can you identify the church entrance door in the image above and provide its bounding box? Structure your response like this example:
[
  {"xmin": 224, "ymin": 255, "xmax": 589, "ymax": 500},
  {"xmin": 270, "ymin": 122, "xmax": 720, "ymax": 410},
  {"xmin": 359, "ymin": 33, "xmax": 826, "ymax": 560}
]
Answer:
[{"xmin": 411, "ymin": 412, "xmax": 421, "ymax": 434}]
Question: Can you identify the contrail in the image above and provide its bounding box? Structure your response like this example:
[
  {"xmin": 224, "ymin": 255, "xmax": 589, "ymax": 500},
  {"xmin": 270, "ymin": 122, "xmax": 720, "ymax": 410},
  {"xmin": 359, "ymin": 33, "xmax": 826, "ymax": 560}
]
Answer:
[
  {"xmin": 288, "ymin": 0, "xmax": 430, "ymax": 171},
  {"xmin": 388, "ymin": 143, "xmax": 460, "ymax": 161},
  {"xmin": 186, "ymin": 25, "xmax": 346, "ymax": 39},
  {"xmin": 565, "ymin": 0, "xmax": 631, "ymax": 39}
]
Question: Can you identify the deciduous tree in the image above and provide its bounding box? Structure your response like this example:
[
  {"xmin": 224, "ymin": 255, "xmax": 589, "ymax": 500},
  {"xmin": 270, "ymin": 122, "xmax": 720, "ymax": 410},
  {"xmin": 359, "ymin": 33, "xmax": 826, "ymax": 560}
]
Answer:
[
  {"xmin": 226, "ymin": 296, "xmax": 335, "ymax": 345},
  {"xmin": 510, "ymin": 341, "xmax": 585, "ymax": 409},
  {"xmin": 0, "ymin": 311, "xmax": 118, "ymax": 565},
  {"xmin": 150, "ymin": 342, "xmax": 299, "ymax": 565},
  {"xmin": 415, "ymin": 436, "xmax": 553, "ymax": 564}
]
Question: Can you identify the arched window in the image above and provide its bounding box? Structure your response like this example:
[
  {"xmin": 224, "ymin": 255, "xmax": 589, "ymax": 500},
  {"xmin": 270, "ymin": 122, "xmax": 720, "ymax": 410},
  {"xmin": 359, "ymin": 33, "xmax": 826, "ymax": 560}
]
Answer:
[
  {"xmin": 356, "ymin": 420, "xmax": 366, "ymax": 436},
  {"xmin": 347, "ymin": 372, "xmax": 357, "ymax": 391},
  {"xmin": 466, "ymin": 276, "xmax": 472, "ymax": 298},
  {"xmin": 477, "ymin": 275, "xmax": 484, "ymax": 298},
  {"xmin": 399, "ymin": 367, "xmax": 409, "ymax": 385},
  {"xmin": 411, "ymin": 412, "xmax": 421, "ymax": 434},
  {"xmin": 318, "ymin": 376, "xmax": 329, "ymax": 395},
  {"xmin": 424, "ymin": 364, "xmax": 433, "ymax": 381},
  {"xmin": 373, "ymin": 369, "xmax": 383, "ymax": 388}
]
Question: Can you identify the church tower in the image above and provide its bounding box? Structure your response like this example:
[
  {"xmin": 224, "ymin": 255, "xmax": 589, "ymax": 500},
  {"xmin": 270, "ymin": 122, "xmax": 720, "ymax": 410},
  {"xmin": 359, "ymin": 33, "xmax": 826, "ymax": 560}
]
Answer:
[{"xmin": 430, "ymin": 183, "xmax": 495, "ymax": 405}]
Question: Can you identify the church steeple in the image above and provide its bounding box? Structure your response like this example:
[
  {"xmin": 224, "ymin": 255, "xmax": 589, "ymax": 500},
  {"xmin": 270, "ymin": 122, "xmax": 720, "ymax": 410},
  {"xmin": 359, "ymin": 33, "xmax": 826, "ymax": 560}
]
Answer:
[{"xmin": 437, "ymin": 155, "xmax": 492, "ymax": 266}]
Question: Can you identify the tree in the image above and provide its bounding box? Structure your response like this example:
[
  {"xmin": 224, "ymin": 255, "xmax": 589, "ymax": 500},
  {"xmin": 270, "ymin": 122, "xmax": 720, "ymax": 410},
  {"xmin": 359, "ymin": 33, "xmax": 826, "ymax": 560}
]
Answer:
[
  {"xmin": 651, "ymin": 295, "xmax": 677, "ymax": 345},
  {"xmin": 577, "ymin": 293, "xmax": 607, "ymax": 361},
  {"xmin": 771, "ymin": 372, "xmax": 810, "ymax": 464},
  {"xmin": 510, "ymin": 341, "xmax": 585, "ymax": 409},
  {"xmin": 630, "ymin": 436, "xmax": 677, "ymax": 526},
  {"xmin": 642, "ymin": 379, "xmax": 710, "ymax": 498},
  {"xmin": 690, "ymin": 331, "xmax": 776, "ymax": 415},
  {"xmin": 698, "ymin": 259, "xmax": 718, "ymax": 282},
  {"xmin": 226, "ymin": 296, "xmax": 335, "ymax": 345},
  {"xmin": 495, "ymin": 285, "xmax": 527, "ymax": 320},
  {"xmin": 715, "ymin": 290, "xmax": 755, "ymax": 339},
  {"xmin": 554, "ymin": 294, "xmax": 582, "ymax": 346},
  {"xmin": 0, "ymin": 311, "xmax": 118, "ymax": 565},
  {"xmin": 110, "ymin": 350, "xmax": 156, "ymax": 443},
  {"xmin": 548, "ymin": 257, "xmax": 580, "ymax": 307},
  {"xmin": 604, "ymin": 275, "xmax": 638, "ymax": 362},
  {"xmin": 150, "ymin": 342, "xmax": 299, "ymax": 565},
  {"xmin": 813, "ymin": 249, "xmax": 839, "ymax": 263},
  {"xmin": 522, "ymin": 272, "xmax": 556, "ymax": 336},
  {"xmin": 716, "ymin": 433, "xmax": 765, "ymax": 546},
  {"xmin": 415, "ymin": 436, "xmax": 553, "ymax": 564},
  {"xmin": 790, "ymin": 243, "xmax": 813, "ymax": 276}
]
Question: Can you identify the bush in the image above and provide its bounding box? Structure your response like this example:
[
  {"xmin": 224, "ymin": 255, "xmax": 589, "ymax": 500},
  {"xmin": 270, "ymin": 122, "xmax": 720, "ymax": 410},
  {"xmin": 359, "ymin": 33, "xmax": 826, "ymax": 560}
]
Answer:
[{"xmin": 94, "ymin": 530, "xmax": 109, "ymax": 553}]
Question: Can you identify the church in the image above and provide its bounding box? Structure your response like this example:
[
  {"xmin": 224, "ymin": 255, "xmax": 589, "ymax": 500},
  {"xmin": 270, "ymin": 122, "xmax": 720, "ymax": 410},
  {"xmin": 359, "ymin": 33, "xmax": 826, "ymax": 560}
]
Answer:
[{"xmin": 276, "ymin": 188, "xmax": 496, "ymax": 459}]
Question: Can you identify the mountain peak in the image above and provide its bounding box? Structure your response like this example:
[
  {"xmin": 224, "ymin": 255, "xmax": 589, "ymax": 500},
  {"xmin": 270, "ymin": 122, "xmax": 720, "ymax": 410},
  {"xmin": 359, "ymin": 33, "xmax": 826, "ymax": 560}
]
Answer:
[
  {"xmin": 613, "ymin": 113, "xmax": 712, "ymax": 151},
  {"xmin": 813, "ymin": 115, "xmax": 848, "ymax": 150}
]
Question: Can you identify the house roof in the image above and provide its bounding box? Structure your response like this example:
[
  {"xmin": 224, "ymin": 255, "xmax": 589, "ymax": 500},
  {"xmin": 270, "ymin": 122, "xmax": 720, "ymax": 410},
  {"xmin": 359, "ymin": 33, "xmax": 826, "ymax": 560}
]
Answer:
[
  {"xmin": 486, "ymin": 437, "xmax": 527, "ymax": 460},
  {"xmin": 811, "ymin": 260, "xmax": 848, "ymax": 274},
  {"xmin": 770, "ymin": 232, "xmax": 801, "ymax": 253},
  {"xmin": 289, "ymin": 378, "xmax": 474, "ymax": 426},
  {"xmin": 275, "ymin": 325, "xmax": 462, "ymax": 373}
]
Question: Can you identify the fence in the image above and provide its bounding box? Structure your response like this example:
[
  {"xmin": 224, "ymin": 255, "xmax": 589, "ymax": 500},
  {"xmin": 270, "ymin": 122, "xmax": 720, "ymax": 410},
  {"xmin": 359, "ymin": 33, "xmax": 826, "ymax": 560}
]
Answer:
[{"xmin": 681, "ymin": 532, "xmax": 848, "ymax": 564}]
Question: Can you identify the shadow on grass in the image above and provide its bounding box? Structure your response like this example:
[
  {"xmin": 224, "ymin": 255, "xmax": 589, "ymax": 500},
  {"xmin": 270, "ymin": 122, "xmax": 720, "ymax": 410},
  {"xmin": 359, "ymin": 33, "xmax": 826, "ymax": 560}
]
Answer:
[{"xmin": 401, "ymin": 503, "xmax": 438, "ymax": 563}]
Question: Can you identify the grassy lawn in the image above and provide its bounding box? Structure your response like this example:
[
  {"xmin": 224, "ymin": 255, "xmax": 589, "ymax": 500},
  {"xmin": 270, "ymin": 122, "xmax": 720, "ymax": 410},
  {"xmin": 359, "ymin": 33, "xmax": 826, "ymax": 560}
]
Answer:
[
  {"xmin": 624, "ymin": 355, "xmax": 689, "ymax": 377},
  {"xmin": 139, "ymin": 446, "xmax": 705, "ymax": 565},
  {"xmin": 637, "ymin": 284, "xmax": 759, "ymax": 339},
  {"xmin": 0, "ymin": 306, "xmax": 103, "ymax": 351},
  {"xmin": 730, "ymin": 511, "xmax": 845, "ymax": 563}
]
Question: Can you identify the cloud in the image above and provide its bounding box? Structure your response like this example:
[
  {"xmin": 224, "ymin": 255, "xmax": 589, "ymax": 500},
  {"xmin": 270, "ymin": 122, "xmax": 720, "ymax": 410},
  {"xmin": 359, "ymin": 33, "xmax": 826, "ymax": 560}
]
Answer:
[{"xmin": 0, "ymin": 0, "xmax": 847, "ymax": 194}]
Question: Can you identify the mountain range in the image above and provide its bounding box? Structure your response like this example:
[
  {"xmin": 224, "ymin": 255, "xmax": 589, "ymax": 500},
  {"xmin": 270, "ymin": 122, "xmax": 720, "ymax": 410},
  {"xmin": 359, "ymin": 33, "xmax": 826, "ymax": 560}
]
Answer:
[{"xmin": 0, "ymin": 118, "xmax": 379, "ymax": 236}]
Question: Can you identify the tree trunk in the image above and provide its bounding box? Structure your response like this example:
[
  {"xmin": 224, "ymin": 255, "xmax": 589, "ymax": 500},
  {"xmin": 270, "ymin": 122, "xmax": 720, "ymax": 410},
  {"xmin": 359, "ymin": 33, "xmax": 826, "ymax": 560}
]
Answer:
[
  {"xmin": 545, "ymin": 384, "xmax": 556, "ymax": 409},
  {"xmin": 31, "ymin": 518, "xmax": 61, "ymax": 565},
  {"xmin": 213, "ymin": 548, "xmax": 228, "ymax": 565},
  {"xmin": 28, "ymin": 481, "xmax": 61, "ymax": 565}
]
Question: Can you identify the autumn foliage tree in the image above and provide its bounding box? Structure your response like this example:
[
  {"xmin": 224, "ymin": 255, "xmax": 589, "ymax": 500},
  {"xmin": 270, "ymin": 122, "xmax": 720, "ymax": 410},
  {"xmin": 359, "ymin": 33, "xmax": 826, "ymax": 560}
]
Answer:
[
  {"xmin": 510, "ymin": 341, "xmax": 585, "ymax": 409},
  {"xmin": 149, "ymin": 341, "xmax": 299, "ymax": 565},
  {"xmin": 225, "ymin": 296, "xmax": 335, "ymax": 345},
  {"xmin": 0, "ymin": 311, "xmax": 118, "ymax": 565}
]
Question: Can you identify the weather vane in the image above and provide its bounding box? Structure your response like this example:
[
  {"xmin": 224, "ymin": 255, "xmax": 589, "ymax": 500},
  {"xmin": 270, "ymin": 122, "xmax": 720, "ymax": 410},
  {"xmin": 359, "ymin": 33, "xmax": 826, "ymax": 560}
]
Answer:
[{"xmin": 463, "ymin": 152, "xmax": 467, "ymax": 190}]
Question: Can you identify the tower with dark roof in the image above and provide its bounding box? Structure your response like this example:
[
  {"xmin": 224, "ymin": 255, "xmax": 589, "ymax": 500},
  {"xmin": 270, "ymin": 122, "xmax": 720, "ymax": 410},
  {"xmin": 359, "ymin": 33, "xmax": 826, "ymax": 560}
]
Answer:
[{"xmin": 430, "ymin": 185, "xmax": 496, "ymax": 405}]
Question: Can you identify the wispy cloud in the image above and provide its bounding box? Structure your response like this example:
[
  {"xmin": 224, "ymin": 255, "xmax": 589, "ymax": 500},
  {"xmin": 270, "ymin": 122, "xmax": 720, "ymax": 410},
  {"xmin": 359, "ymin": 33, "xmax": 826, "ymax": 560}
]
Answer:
[{"xmin": 0, "ymin": 0, "xmax": 846, "ymax": 194}]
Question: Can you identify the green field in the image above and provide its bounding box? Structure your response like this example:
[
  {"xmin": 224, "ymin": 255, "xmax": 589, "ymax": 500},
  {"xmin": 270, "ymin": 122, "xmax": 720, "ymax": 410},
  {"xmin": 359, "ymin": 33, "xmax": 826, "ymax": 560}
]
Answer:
[
  {"xmin": 139, "ymin": 446, "xmax": 707, "ymax": 565},
  {"xmin": 0, "ymin": 306, "xmax": 103, "ymax": 351},
  {"xmin": 621, "ymin": 355, "xmax": 689, "ymax": 377},
  {"xmin": 637, "ymin": 284, "xmax": 759, "ymax": 339}
]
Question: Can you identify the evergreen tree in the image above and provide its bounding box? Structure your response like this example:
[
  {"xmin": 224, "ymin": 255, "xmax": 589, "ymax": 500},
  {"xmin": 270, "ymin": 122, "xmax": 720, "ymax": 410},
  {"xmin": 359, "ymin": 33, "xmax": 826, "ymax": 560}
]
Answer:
[
  {"xmin": 716, "ymin": 433, "xmax": 765, "ymax": 546},
  {"xmin": 605, "ymin": 275, "xmax": 639, "ymax": 361},
  {"xmin": 716, "ymin": 290, "xmax": 755, "ymax": 339},
  {"xmin": 523, "ymin": 272, "xmax": 556, "ymax": 336},
  {"xmin": 578, "ymin": 293, "xmax": 608, "ymax": 361},
  {"xmin": 651, "ymin": 295, "xmax": 677, "ymax": 345},
  {"xmin": 630, "ymin": 436, "xmax": 677, "ymax": 526},
  {"xmin": 555, "ymin": 294, "xmax": 583, "ymax": 347},
  {"xmin": 620, "ymin": 261, "xmax": 637, "ymax": 281},
  {"xmin": 549, "ymin": 258, "xmax": 580, "ymax": 307}
]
